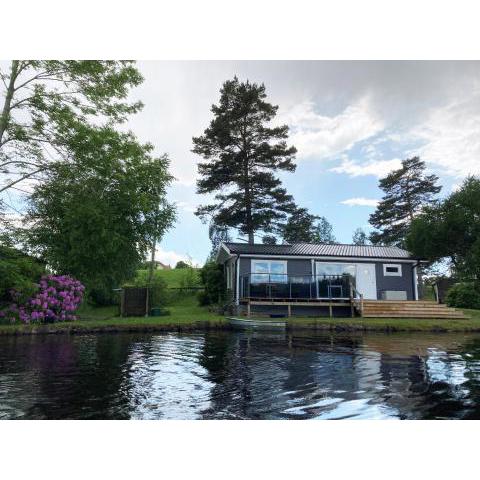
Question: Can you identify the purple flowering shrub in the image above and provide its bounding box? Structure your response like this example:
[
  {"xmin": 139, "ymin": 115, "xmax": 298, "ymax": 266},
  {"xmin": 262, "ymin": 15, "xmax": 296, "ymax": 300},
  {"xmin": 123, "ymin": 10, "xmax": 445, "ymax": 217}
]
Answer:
[{"xmin": 0, "ymin": 275, "xmax": 85, "ymax": 324}]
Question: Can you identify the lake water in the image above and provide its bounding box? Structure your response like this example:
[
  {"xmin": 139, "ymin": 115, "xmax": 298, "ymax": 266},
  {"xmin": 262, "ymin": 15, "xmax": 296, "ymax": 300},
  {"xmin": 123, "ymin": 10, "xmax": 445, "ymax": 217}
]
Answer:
[{"xmin": 1, "ymin": 330, "xmax": 480, "ymax": 419}]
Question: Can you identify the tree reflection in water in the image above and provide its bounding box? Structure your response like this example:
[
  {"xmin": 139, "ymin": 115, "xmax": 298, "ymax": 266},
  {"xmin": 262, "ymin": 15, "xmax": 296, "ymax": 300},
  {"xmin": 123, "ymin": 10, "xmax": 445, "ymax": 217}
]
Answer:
[{"xmin": 1, "ymin": 331, "xmax": 480, "ymax": 419}]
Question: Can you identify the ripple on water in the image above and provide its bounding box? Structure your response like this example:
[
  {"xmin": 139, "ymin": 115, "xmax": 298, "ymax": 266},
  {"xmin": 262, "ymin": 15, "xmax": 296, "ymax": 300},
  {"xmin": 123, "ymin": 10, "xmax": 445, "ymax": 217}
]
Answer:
[{"xmin": 0, "ymin": 331, "xmax": 480, "ymax": 419}]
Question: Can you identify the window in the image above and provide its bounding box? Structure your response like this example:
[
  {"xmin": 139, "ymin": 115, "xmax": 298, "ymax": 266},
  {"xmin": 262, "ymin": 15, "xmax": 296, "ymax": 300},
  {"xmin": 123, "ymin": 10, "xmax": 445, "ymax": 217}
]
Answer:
[
  {"xmin": 315, "ymin": 262, "xmax": 356, "ymax": 298},
  {"xmin": 316, "ymin": 262, "xmax": 356, "ymax": 279},
  {"xmin": 383, "ymin": 264, "xmax": 402, "ymax": 277},
  {"xmin": 251, "ymin": 260, "xmax": 287, "ymax": 283}
]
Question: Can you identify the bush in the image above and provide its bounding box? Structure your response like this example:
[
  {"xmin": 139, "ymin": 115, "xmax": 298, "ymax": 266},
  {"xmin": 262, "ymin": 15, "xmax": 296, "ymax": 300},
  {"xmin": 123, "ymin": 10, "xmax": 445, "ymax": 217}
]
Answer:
[
  {"xmin": 0, "ymin": 274, "xmax": 85, "ymax": 324},
  {"xmin": 0, "ymin": 245, "xmax": 45, "ymax": 308},
  {"xmin": 175, "ymin": 261, "xmax": 189, "ymax": 269},
  {"xmin": 198, "ymin": 261, "xmax": 225, "ymax": 306},
  {"xmin": 128, "ymin": 273, "xmax": 170, "ymax": 307},
  {"xmin": 445, "ymin": 282, "xmax": 480, "ymax": 309},
  {"xmin": 197, "ymin": 290, "xmax": 210, "ymax": 306}
]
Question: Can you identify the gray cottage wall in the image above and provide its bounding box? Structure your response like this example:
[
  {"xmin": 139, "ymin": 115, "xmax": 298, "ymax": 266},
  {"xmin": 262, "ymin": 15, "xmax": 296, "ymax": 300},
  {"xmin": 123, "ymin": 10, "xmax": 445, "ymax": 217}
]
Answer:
[
  {"xmin": 236, "ymin": 256, "xmax": 415, "ymax": 301},
  {"xmin": 375, "ymin": 262, "xmax": 414, "ymax": 300}
]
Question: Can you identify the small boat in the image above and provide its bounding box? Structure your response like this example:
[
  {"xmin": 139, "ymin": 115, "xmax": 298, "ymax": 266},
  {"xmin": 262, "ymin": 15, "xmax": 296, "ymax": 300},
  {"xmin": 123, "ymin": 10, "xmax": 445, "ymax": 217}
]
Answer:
[{"xmin": 227, "ymin": 317, "xmax": 287, "ymax": 330}]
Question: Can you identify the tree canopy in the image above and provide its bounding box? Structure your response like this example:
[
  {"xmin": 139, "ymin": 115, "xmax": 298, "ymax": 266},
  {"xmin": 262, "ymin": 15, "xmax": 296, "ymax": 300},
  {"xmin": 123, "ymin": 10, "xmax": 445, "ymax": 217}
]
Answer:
[
  {"xmin": 369, "ymin": 157, "xmax": 441, "ymax": 246},
  {"xmin": 0, "ymin": 61, "xmax": 143, "ymax": 200},
  {"xmin": 352, "ymin": 227, "xmax": 368, "ymax": 245},
  {"xmin": 406, "ymin": 176, "xmax": 480, "ymax": 281},
  {"xmin": 24, "ymin": 128, "xmax": 176, "ymax": 304},
  {"xmin": 193, "ymin": 77, "xmax": 297, "ymax": 244},
  {"xmin": 282, "ymin": 207, "xmax": 336, "ymax": 244}
]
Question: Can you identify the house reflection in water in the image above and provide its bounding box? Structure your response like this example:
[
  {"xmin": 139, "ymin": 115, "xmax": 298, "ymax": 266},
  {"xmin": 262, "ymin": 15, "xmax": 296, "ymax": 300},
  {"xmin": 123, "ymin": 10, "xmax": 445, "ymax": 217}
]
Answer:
[
  {"xmin": 1, "ymin": 331, "xmax": 480, "ymax": 419},
  {"xmin": 198, "ymin": 331, "xmax": 480, "ymax": 419}
]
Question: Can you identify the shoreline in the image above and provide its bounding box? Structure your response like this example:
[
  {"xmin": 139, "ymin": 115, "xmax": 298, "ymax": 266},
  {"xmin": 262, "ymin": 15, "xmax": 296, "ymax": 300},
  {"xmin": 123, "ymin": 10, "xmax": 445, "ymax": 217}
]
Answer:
[{"xmin": 1, "ymin": 316, "xmax": 480, "ymax": 336}]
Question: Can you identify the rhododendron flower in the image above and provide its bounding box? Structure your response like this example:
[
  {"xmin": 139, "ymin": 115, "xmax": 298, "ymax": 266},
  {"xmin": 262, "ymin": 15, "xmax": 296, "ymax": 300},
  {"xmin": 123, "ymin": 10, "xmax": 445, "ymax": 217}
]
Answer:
[{"xmin": 1, "ymin": 274, "xmax": 85, "ymax": 325}]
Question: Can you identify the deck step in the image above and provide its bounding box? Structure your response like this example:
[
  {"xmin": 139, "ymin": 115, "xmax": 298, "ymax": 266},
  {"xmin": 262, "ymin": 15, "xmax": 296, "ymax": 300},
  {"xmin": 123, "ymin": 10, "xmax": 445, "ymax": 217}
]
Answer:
[
  {"xmin": 363, "ymin": 313, "xmax": 468, "ymax": 319},
  {"xmin": 362, "ymin": 308, "xmax": 458, "ymax": 313},
  {"xmin": 359, "ymin": 300, "xmax": 466, "ymax": 319}
]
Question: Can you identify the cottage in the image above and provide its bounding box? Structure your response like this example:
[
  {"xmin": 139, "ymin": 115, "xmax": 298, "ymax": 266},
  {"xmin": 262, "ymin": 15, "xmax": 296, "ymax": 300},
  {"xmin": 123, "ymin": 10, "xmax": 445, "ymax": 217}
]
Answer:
[{"xmin": 216, "ymin": 242, "xmax": 429, "ymax": 318}]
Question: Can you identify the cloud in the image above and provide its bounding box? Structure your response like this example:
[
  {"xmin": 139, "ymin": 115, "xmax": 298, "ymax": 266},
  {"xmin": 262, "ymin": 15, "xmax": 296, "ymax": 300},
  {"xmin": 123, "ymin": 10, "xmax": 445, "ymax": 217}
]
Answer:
[
  {"xmin": 277, "ymin": 96, "xmax": 384, "ymax": 160},
  {"xmin": 331, "ymin": 157, "xmax": 402, "ymax": 177},
  {"xmin": 154, "ymin": 246, "xmax": 200, "ymax": 267},
  {"xmin": 340, "ymin": 197, "xmax": 379, "ymax": 207},
  {"xmin": 176, "ymin": 200, "xmax": 197, "ymax": 213},
  {"xmin": 411, "ymin": 95, "xmax": 480, "ymax": 178}
]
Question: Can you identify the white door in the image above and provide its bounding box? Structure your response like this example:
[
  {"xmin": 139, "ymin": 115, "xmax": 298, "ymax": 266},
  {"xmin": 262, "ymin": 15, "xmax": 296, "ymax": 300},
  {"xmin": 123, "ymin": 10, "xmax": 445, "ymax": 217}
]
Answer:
[{"xmin": 355, "ymin": 263, "xmax": 377, "ymax": 299}]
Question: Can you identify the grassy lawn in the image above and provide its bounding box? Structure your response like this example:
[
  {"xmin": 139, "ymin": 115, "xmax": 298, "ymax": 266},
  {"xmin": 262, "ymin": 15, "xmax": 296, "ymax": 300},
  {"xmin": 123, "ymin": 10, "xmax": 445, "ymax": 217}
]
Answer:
[
  {"xmin": 1, "ymin": 301, "xmax": 479, "ymax": 334},
  {"xmin": 0, "ymin": 295, "xmax": 224, "ymax": 335},
  {"xmin": 133, "ymin": 267, "xmax": 200, "ymax": 288},
  {"xmin": 284, "ymin": 309, "xmax": 480, "ymax": 332},
  {"xmin": 1, "ymin": 266, "xmax": 479, "ymax": 335}
]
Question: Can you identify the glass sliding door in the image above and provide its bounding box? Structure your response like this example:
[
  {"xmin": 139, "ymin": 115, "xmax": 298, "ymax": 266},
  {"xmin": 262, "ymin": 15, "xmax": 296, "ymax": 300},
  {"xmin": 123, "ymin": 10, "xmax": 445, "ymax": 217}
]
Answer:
[{"xmin": 315, "ymin": 262, "xmax": 356, "ymax": 298}]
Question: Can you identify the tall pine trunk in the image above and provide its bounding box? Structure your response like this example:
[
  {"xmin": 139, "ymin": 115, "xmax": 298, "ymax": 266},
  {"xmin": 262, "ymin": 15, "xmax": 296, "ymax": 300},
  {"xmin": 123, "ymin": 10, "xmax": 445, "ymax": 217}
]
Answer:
[{"xmin": 243, "ymin": 155, "xmax": 254, "ymax": 244}]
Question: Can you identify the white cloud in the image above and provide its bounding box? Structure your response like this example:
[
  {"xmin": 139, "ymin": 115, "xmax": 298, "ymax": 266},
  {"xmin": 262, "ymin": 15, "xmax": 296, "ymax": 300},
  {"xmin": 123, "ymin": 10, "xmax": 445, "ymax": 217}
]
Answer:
[
  {"xmin": 331, "ymin": 157, "xmax": 402, "ymax": 177},
  {"xmin": 176, "ymin": 200, "xmax": 197, "ymax": 213},
  {"xmin": 340, "ymin": 197, "xmax": 379, "ymax": 207},
  {"xmin": 154, "ymin": 246, "xmax": 200, "ymax": 268},
  {"xmin": 277, "ymin": 96, "xmax": 384, "ymax": 160},
  {"xmin": 411, "ymin": 95, "xmax": 480, "ymax": 178}
]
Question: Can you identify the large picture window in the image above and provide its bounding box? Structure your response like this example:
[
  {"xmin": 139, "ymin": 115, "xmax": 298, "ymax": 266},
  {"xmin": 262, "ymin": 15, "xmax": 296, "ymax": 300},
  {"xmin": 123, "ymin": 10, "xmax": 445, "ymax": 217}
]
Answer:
[{"xmin": 251, "ymin": 260, "xmax": 287, "ymax": 283}]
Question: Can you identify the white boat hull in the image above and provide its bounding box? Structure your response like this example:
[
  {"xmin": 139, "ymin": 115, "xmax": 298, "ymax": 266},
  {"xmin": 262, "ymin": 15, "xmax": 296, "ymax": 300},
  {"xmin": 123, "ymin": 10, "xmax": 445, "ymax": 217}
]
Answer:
[{"xmin": 227, "ymin": 317, "xmax": 287, "ymax": 330}]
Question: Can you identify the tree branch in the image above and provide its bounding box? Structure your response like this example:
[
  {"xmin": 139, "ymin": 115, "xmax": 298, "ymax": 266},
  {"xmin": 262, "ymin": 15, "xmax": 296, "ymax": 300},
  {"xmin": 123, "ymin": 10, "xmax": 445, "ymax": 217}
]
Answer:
[{"xmin": 0, "ymin": 166, "xmax": 48, "ymax": 194}]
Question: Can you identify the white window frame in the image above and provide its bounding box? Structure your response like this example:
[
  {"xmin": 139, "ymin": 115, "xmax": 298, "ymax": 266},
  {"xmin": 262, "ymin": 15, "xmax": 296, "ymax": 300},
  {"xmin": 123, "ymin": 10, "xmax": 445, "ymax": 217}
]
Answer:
[
  {"xmin": 251, "ymin": 259, "xmax": 287, "ymax": 283},
  {"xmin": 383, "ymin": 263, "xmax": 402, "ymax": 277}
]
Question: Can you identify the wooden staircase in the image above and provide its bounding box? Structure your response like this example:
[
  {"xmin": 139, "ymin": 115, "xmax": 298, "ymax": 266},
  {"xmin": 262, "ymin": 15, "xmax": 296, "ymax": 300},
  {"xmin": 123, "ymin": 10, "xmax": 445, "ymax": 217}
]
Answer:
[{"xmin": 360, "ymin": 300, "xmax": 468, "ymax": 319}]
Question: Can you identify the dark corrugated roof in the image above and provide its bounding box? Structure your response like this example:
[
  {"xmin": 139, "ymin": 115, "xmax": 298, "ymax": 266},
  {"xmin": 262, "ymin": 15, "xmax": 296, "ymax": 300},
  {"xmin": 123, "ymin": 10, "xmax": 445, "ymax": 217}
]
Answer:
[{"xmin": 223, "ymin": 242, "xmax": 414, "ymax": 259}]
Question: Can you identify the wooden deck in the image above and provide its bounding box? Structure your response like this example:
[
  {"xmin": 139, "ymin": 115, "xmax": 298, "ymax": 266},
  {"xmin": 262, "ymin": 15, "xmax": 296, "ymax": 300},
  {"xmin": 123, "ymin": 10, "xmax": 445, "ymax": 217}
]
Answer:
[
  {"xmin": 240, "ymin": 298, "xmax": 468, "ymax": 319},
  {"xmin": 241, "ymin": 297, "xmax": 355, "ymax": 317}
]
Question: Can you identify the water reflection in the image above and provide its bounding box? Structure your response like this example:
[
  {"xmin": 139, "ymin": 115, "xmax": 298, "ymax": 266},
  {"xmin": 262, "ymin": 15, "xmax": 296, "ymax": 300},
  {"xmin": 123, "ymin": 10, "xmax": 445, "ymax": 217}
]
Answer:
[{"xmin": 1, "ymin": 331, "xmax": 480, "ymax": 419}]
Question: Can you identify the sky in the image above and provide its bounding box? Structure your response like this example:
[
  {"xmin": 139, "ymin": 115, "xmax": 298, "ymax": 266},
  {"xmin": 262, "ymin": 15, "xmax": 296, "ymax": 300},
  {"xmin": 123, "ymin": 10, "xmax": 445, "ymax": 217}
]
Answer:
[
  {"xmin": 3, "ymin": 61, "xmax": 480, "ymax": 266},
  {"xmin": 122, "ymin": 61, "xmax": 480, "ymax": 266}
]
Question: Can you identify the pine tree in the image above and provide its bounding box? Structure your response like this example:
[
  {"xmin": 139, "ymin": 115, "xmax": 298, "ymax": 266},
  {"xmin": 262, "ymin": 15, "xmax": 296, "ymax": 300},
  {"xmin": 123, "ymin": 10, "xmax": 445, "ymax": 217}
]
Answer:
[
  {"xmin": 352, "ymin": 228, "xmax": 368, "ymax": 245},
  {"xmin": 193, "ymin": 77, "xmax": 297, "ymax": 244},
  {"xmin": 208, "ymin": 220, "xmax": 231, "ymax": 259},
  {"xmin": 369, "ymin": 157, "xmax": 441, "ymax": 246},
  {"xmin": 282, "ymin": 207, "xmax": 336, "ymax": 244}
]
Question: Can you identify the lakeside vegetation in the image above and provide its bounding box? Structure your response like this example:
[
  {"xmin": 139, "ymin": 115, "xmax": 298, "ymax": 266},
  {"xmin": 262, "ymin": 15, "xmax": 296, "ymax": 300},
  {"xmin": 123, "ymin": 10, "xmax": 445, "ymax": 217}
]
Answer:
[{"xmin": 1, "ymin": 278, "xmax": 479, "ymax": 335}]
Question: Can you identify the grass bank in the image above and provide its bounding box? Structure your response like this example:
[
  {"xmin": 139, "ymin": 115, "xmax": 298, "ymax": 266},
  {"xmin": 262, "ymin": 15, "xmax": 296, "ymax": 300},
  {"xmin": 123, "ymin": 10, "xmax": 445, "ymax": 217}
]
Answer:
[
  {"xmin": 0, "ymin": 296, "xmax": 225, "ymax": 336},
  {"xmin": 1, "ymin": 300, "xmax": 480, "ymax": 335}
]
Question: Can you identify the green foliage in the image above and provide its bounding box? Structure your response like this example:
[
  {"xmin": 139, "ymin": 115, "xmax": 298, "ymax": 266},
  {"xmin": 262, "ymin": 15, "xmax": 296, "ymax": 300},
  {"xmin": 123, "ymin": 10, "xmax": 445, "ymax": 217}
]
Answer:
[
  {"xmin": 136, "ymin": 268, "xmax": 200, "ymax": 289},
  {"xmin": 0, "ymin": 245, "xmax": 45, "ymax": 307},
  {"xmin": 129, "ymin": 267, "xmax": 201, "ymax": 306},
  {"xmin": 369, "ymin": 157, "xmax": 441, "ymax": 246},
  {"xmin": 128, "ymin": 270, "xmax": 169, "ymax": 308},
  {"xmin": 282, "ymin": 207, "xmax": 336, "ymax": 243},
  {"xmin": 198, "ymin": 261, "xmax": 226, "ymax": 306},
  {"xmin": 262, "ymin": 235, "xmax": 277, "ymax": 244},
  {"xmin": 446, "ymin": 283, "xmax": 480, "ymax": 309},
  {"xmin": 352, "ymin": 228, "xmax": 368, "ymax": 246},
  {"xmin": 1, "ymin": 61, "xmax": 143, "ymax": 198},
  {"xmin": 24, "ymin": 129, "xmax": 176, "ymax": 305},
  {"xmin": 193, "ymin": 76, "xmax": 297, "ymax": 243},
  {"xmin": 207, "ymin": 221, "xmax": 231, "ymax": 259},
  {"xmin": 407, "ymin": 176, "xmax": 480, "ymax": 280},
  {"xmin": 178, "ymin": 267, "xmax": 200, "ymax": 291},
  {"xmin": 175, "ymin": 261, "xmax": 189, "ymax": 269}
]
